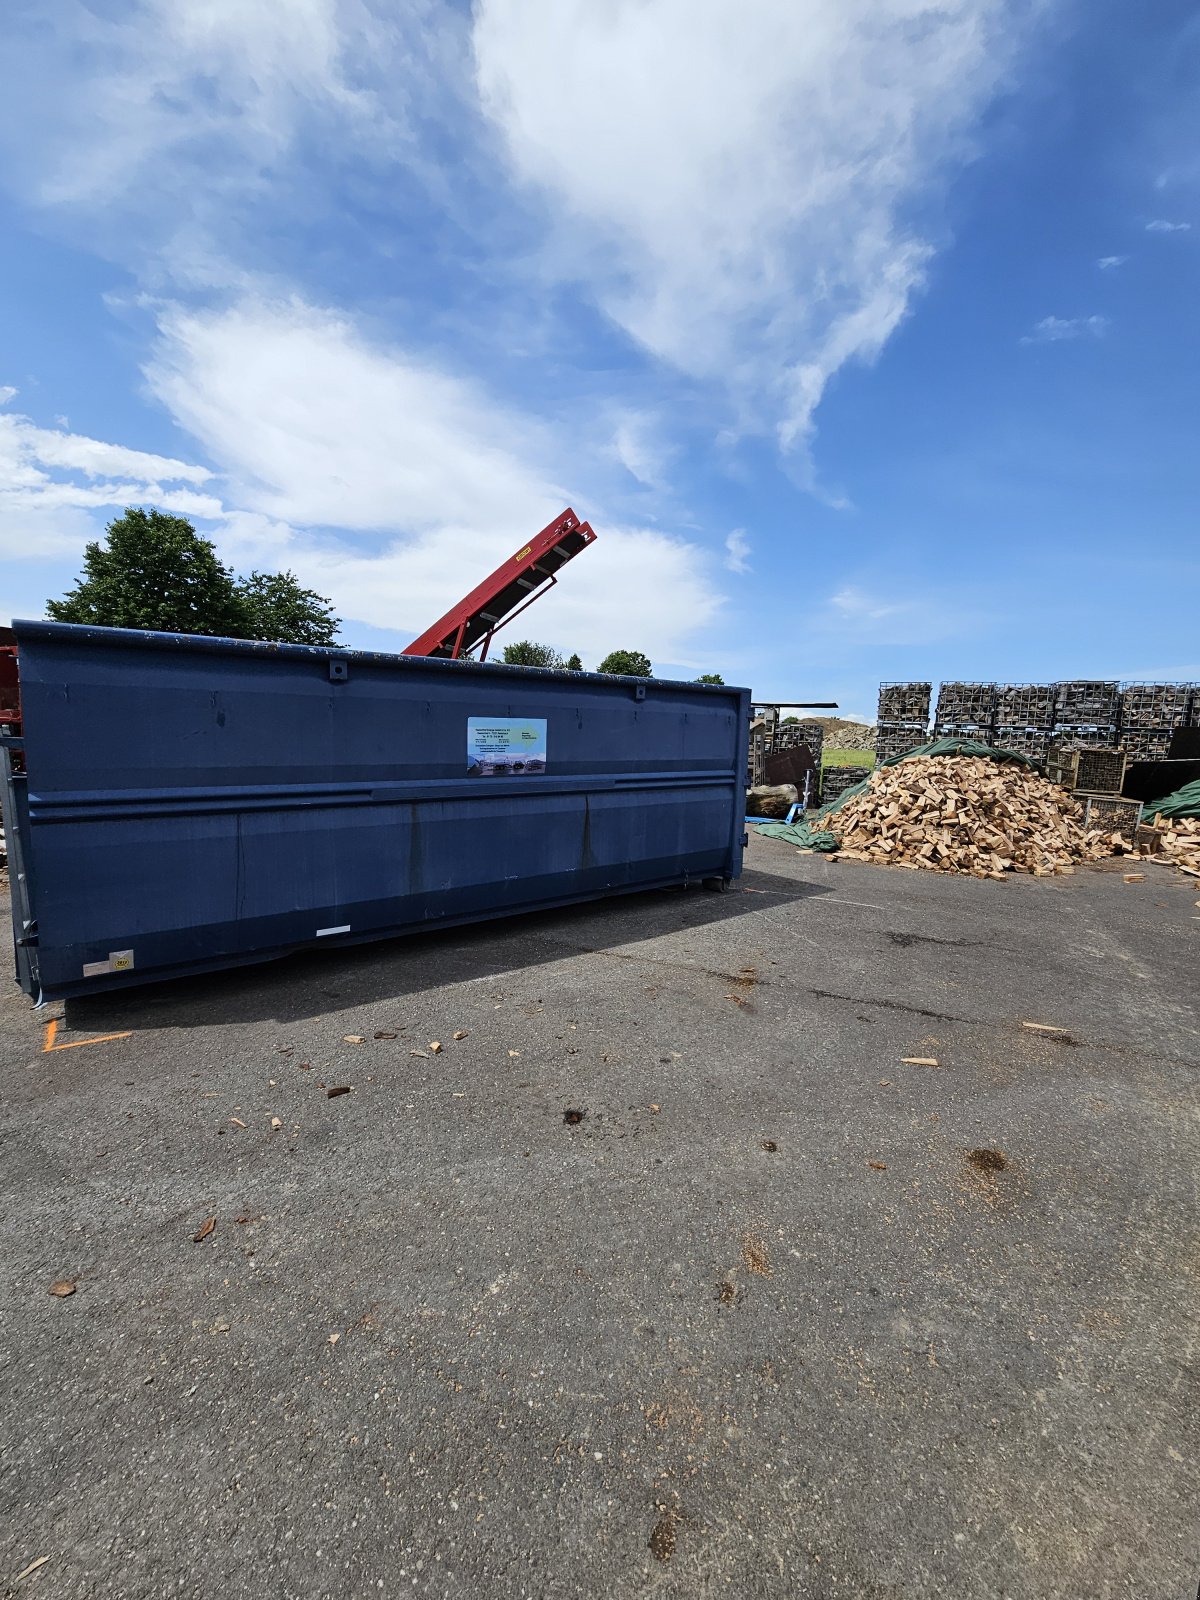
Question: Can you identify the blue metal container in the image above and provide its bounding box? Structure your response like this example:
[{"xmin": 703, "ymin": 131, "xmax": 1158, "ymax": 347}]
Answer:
[{"xmin": 3, "ymin": 622, "xmax": 749, "ymax": 1000}]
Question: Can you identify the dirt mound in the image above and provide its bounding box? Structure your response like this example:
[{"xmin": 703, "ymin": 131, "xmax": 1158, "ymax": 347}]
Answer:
[{"xmin": 807, "ymin": 716, "xmax": 875, "ymax": 752}]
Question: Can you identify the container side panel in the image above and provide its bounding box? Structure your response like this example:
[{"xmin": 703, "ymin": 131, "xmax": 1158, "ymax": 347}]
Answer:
[{"xmin": 12, "ymin": 624, "xmax": 748, "ymax": 999}]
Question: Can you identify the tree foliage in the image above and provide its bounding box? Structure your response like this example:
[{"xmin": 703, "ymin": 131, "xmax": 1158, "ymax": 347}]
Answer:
[
  {"xmin": 235, "ymin": 570, "xmax": 340, "ymax": 646},
  {"xmin": 47, "ymin": 508, "xmax": 246, "ymax": 637},
  {"xmin": 597, "ymin": 649, "xmax": 652, "ymax": 678},
  {"xmin": 564, "ymin": 652, "xmax": 584, "ymax": 672},
  {"xmin": 500, "ymin": 639, "xmax": 563, "ymax": 668},
  {"xmin": 694, "ymin": 672, "xmax": 724, "ymax": 685},
  {"xmin": 46, "ymin": 508, "xmax": 340, "ymax": 645}
]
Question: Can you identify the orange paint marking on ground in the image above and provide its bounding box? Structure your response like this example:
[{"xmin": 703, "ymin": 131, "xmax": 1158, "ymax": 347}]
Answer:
[{"xmin": 42, "ymin": 1018, "xmax": 132, "ymax": 1053}]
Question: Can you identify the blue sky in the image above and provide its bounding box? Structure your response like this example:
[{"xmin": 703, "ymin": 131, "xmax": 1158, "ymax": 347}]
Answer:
[{"xmin": 1, "ymin": 0, "xmax": 1196, "ymax": 721}]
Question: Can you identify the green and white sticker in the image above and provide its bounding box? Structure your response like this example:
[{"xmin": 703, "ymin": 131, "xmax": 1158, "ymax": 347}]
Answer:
[{"xmin": 466, "ymin": 717, "xmax": 547, "ymax": 777}]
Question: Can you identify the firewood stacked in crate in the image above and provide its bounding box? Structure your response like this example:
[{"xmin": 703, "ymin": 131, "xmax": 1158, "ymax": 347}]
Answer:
[
  {"xmin": 996, "ymin": 683, "xmax": 1058, "ymax": 725},
  {"xmin": 772, "ymin": 720, "xmax": 824, "ymax": 768},
  {"xmin": 875, "ymin": 682, "xmax": 930, "ymax": 764},
  {"xmin": 1119, "ymin": 683, "xmax": 1194, "ymax": 762},
  {"xmin": 1080, "ymin": 795, "xmax": 1142, "ymax": 838},
  {"xmin": 1051, "ymin": 681, "xmax": 1120, "ymax": 759},
  {"xmin": 820, "ymin": 765, "xmax": 873, "ymax": 805},
  {"xmin": 878, "ymin": 682, "xmax": 932, "ymax": 722},
  {"xmin": 749, "ymin": 715, "xmax": 825, "ymax": 793},
  {"xmin": 993, "ymin": 727, "xmax": 1052, "ymax": 764},
  {"xmin": 1056, "ymin": 680, "xmax": 1121, "ymax": 724},
  {"xmin": 933, "ymin": 682, "xmax": 997, "ymax": 742},
  {"xmin": 993, "ymin": 682, "xmax": 1057, "ymax": 765},
  {"xmin": 1046, "ymin": 743, "xmax": 1127, "ymax": 795}
]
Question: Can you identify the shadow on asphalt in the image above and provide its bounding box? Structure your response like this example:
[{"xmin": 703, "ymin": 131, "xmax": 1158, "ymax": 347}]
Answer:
[{"xmin": 61, "ymin": 866, "xmax": 830, "ymax": 1032}]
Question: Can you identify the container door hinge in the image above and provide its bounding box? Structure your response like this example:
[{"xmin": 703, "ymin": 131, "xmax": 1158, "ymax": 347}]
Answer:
[{"xmin": 17, "ymin": 920, "xmax": 38, "ymax": 948}]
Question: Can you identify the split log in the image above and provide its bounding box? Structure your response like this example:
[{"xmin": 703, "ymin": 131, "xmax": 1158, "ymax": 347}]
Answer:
[{"xmin": 747, "ymin": 784, "xmax": 799, "ymax": 819}]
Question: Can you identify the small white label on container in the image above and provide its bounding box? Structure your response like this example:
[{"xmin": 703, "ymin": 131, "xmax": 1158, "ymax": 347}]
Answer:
[
  {"xmin": 83, "ymin": 959, "xmax": 111, "ymax": 977},
  {"xmin": 316, "ymin": 924, "xmax": 351, "ymax": 937},
  {"xmin": 109, "ymin": 949, "xmax": 135, "ymax": 971}
]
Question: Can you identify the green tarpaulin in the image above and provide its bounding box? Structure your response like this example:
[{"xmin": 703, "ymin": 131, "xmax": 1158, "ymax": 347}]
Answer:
[
  {"xmin": 751, "ymin": 819, "xmax": 840, "ymax": 852},
  {"xmin": 1141, "ymin": 778, "xmax": 1200, "ymax": 820}
]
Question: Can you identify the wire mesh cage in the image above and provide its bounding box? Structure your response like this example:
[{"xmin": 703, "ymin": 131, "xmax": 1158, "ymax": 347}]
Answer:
[
  {"xmin": 1080, "ymin": 794, "xmax": 1143, "ymax": 838},
  {"xmin": 877, "ymin": 682, "xmax": 932, "ymax": 724},
  {"xmin": 995, "ymin": 683, "xmax": 1058, "ymax": 726},
  {"xmin": 1046, "ymin": 745, "xmax": 1127, "ymax": 794},
  {"xmin": 1055, "ymin": 681, "xmax": 1121, "ymax": 725},
  {"xmin": 1120, "ymin": 727, "xmax": 1175, "ymax": 761},
  {"xmin": 820, "ymin": 765, "xmax": 873, "ymax": 804},
  {"xmin": 874, "ymin": 722, "xmax": 930, "ymax": 762},
  {"xmin": 934, "ymin": 682, "xmax": 997, "ymax": 726},
  {"xmin": 1048, "ymin": 725, "xmax": 1119, "ymax": 750},
  {"xmin": 1118, "ymin": 683, "xmax": 1193, "ymax": 729},
  {"xmin": 993, "ymin": 727, "xmax": 1053, "ymax": 764},
  {"xmin": 931, "ymin": 723, "xmax": 997, "ymax": 745}
]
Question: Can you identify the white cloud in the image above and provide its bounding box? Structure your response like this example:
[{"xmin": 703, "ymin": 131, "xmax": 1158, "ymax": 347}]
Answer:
[
  {"xmin": 5, "ymin": 0, "xmax": 416, "ymax": 212},
  {"xmin": 0, "ymin": 503, "xmax": 99, "ymax": 565},
  {"xmin": 13, "ymin": 421, "xmax": 210, "ymax": 485},
  {"xmin": 820, "ymin": 583, "xmax": 978, "ymax": 645},
  {"xmin": 828, "ymin": 586, "xmax": 905, "ymax": 623},
  {"xmin": 1020, "ymin": 314, "xmax": 1109, "ymax": 344},
  {"xmin": 0, "ymin": 291, "xmax": 727, "ymax": 657},
  {"xmin": 1, "ymin": 0, "xmax": 1045, "ymax": 502},
  {"xmin": 1096, "ymin": 255, "xmax": 1127, "ymax": 269},
  {"xmin": 474, "ymin": 0, "xmax": 1025, "ymax": 459},
  {"xmin": 608, "ymin": 412, "xmax": 671, "ymax": 488},
  {"xmin": 142, "ymin": 295, "xmax": 724, "ymax": 656},
  {"xmin": 0, "ymin": 410, "xmax": 222, "ymax": 538},
  {"xmin": 287, "ymin": 520, "xmax": 722, "ymax": 662},
  {"xmin": 725, "ymin": 530, "xmax": 751, "ymax": 574},
  {"xmin": 0, "ymin": 386, "xmax": 16, "ymax": 405},
  {"xmin": 1145, "ymin": 219, "xmax": 1190, "ymax": 233},
  {"xmin": 146, "ymin": 296, "xmax": 564, "ymax": 534}
]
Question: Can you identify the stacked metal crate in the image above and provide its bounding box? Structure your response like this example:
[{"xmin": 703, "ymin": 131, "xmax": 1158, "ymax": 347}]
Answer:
[
  {"xmin": 1080, "ymin": 795, "xmax": 1143, "ymax": 838},
  {"xmin": 773, "ymin": 720, "xmax": 824, "ymax": 768},
  {"xmin": 820, "ymin": 764, "xmax": 873, "ymax": 805},
  {"xmin": 1118, "ymin": 683, "xmax": 1193, "ymax": 762},
  {"xmin": 875, "ymin": 682, "xmax": 930, "ymax": 763},
  {"xmin": 749, "ymin": 715, "xmax": 824, "ymax": 798},
  {"xmin": 1051, "ymin": 681, "xmax": 1120, "ymax": 756},
  {"xmin": 1046, "ymin": 711, "xmax": 1140, "ymax": 836},
  {"xmin": 993, "ymin": 682, "xmax": 1058, "ymax": 765},
  {"xmin": 933, "ymin": 682, "xmax": 997, "ymax": 744},
  {"xmin": 1046, "ymin": 744, "xmax": 1128, "ymax": 795}
]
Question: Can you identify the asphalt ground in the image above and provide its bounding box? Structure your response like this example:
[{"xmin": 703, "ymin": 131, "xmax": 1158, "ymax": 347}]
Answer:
[{"xmin": 1, "ymin": 835, "xmax": 1198, "ymax": 1599}]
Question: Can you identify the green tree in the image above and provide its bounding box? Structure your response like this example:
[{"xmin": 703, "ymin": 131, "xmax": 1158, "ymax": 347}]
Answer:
[
  {"xmin": 597, "ymin": 649, "xmax": 652, "ymax": 677},
  {"xmin": 500, "ymin": 639, "xmax": 563, "ymax": 668},
  {"xmin": 235, "ymin": 571, "xmax": 340, "ymax": 645},
  {"xmin": 47, "ymin": 508, "xmax": 341, "ymax": 645},
  {"xmin": 564, "ymin": 652, "xmax": 584, "ymax": 672},
  {"xmin": 694, "ymin": 672, "xmax": 724, "ymax": 685},
  {"xmin": 47, "ymin": 508, "xmax": 246, "ymax": 637}
]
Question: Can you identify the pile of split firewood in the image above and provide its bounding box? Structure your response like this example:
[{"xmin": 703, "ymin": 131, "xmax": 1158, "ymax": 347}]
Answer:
[
  {"xmin": 823, "ymin": 755, "xmax": 1117, "ymax": 878},
  {"xmin": 1141, "ymin": 815, "xmax": 1200, "ymax": 879}
]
